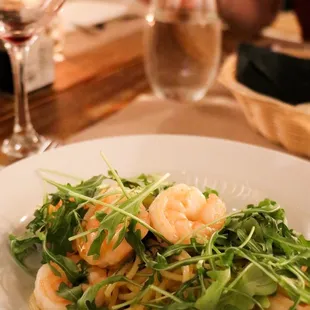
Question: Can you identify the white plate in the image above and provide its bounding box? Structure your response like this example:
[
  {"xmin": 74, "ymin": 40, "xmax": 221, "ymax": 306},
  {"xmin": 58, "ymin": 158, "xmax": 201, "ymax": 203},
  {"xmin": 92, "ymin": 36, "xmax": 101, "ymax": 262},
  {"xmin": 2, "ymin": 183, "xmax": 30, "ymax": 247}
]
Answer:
[{"xmin": 0, "ymin": 135, "xmax": 309, "ymax": 309}]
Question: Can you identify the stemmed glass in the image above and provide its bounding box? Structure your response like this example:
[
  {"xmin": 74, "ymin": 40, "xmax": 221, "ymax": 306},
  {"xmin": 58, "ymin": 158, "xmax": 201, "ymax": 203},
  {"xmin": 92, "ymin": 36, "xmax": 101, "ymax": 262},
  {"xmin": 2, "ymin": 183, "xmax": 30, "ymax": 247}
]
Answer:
[
  {"xmin": 0, "ymin": 0, "xmax": 65, "ymax": 158},
  {"xmin": 144, "ymin": 0, "xmax": 222, "ymax": 102}
]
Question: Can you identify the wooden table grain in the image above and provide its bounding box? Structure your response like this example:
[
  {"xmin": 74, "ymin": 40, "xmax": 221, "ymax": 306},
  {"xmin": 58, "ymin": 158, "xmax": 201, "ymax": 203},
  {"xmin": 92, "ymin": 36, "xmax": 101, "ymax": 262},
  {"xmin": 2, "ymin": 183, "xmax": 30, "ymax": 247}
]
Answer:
[{"xmin": 0, "ymin": 12, "xmax": 304, "ymax": 166}]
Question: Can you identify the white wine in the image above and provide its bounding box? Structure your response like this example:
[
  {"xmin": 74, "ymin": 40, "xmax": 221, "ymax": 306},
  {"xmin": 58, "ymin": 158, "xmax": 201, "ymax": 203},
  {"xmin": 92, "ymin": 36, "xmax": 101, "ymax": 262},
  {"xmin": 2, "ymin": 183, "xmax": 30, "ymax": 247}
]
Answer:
[{"xmin": 144, "ymin": 8, "xmax": 221, "ymax": 102}]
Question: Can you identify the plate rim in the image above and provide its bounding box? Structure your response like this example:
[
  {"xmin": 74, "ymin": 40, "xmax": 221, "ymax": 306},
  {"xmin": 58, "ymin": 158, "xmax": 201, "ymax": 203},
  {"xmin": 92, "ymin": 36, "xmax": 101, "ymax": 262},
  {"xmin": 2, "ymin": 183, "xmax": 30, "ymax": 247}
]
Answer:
[{"xmin": 1, "ymin": 134, "xmax": 308, "ymax": 176}]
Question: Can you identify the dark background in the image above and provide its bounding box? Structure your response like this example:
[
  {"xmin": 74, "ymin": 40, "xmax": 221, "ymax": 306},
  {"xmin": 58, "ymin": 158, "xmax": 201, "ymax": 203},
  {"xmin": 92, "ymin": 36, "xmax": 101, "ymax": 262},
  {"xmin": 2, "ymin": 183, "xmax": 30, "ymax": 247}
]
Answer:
[{"xmin": 284, "ymin": 0, "xmax": 294, "ymax": 10}]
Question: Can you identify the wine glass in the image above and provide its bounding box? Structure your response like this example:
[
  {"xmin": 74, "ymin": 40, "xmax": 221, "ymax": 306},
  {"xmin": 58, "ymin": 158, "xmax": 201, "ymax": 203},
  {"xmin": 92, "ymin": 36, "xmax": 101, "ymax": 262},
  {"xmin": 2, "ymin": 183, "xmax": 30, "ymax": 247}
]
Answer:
[
  {"xmin": 0, "ymin": 0, "xmax": 65, "ymax": 159},
  {"xmin": 144, "ymin": 0, "xmax": 222, "ymax": 102}
]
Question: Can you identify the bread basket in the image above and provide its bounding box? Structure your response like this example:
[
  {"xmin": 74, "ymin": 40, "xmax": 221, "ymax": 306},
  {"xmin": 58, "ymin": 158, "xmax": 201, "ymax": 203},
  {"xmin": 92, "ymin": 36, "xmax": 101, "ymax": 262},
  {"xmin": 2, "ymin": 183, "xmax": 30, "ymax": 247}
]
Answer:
[{"xmin": 219, "ymin": 54, "xmax": 310, "ymax": 158}]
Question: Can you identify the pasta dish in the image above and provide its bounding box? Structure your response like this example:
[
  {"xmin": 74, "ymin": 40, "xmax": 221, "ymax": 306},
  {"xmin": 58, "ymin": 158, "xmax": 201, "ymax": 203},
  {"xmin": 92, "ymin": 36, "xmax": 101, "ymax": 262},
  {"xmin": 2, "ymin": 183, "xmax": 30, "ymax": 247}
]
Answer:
[{"xmin": 10, "ymin": 155, "xmax": 310, "ymax": 310}]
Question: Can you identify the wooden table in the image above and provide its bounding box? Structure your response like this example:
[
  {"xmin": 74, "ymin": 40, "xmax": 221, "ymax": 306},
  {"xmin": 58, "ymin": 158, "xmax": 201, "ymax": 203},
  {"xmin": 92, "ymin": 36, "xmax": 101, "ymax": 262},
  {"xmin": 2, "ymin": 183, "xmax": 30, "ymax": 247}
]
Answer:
[
  {"xmin": 0, "ymin": 19, "xmax": 148, "ymax": 165},
  {"xmin": 0, "ymin": 12, "xmax": 305, "ymax": 166}
]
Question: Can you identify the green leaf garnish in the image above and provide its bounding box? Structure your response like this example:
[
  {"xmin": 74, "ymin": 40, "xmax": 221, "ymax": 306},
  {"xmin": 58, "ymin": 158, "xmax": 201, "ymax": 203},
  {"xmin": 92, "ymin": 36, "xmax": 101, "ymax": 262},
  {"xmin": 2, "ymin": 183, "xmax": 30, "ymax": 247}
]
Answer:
[
  {"xmin": 195, "ymin": 268, "xmax": 231, "ymax": 310},
  {"xmin": 77, "ymin": 275, "xmax": 140, "ymax": 310},
  {"xmin": 203, "ymin": 187, "xmax": 219, "ymax": 199},
  {"xmin": 43, "ymin": 239, "xmax": 87, "ymax": 285},
  {"xmin": 57, "ymin": 282, "xmax": 84, "ymax": 303}
]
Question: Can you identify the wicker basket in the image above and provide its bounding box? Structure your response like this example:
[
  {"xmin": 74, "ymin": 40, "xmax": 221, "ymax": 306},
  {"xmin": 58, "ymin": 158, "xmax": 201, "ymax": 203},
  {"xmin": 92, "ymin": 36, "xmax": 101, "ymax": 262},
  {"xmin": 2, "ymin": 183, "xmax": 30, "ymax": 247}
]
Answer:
[{"xmin": 219, "ymin": 55, "xmax": 310, "ymax": 158}]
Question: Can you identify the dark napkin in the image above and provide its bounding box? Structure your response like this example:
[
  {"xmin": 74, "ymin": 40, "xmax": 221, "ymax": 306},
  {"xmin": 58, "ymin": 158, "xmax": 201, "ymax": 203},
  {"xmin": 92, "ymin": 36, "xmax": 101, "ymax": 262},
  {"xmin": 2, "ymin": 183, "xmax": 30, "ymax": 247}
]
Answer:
[{"xmin": 236, "ymin": 43, "xmax": 310, "ymax": 105}]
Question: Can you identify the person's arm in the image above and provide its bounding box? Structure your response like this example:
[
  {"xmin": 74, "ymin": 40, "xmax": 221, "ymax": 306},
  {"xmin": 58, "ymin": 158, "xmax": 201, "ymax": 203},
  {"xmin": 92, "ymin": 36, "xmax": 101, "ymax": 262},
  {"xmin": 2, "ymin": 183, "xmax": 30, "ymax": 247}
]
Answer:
[{"xmin": 218, "ymin": 0, "xmax": 282, "ymax": 36}]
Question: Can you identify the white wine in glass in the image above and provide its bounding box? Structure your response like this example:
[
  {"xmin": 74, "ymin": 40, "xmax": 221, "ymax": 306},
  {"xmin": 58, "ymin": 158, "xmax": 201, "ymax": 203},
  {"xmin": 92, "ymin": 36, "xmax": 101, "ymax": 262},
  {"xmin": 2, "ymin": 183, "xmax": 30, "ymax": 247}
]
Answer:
[
  {"xmin": 0, "ymin": 0, "xmax": 65, "ymax": 158},
  {"xmin": 144, "ymin": 0, "xmax": 221, "ymax": 102}
]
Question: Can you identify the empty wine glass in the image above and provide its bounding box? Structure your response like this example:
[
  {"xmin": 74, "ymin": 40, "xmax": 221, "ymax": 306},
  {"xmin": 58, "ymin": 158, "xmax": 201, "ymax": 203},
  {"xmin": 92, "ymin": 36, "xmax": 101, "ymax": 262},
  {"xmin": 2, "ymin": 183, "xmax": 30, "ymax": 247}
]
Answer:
[
  {"xmin": 0, "ymin": 0, "xmax": 65, "ymax": 158},
  {"xmin": 144, "ymin": 0, "xmax": 222, "ymax": 102}
]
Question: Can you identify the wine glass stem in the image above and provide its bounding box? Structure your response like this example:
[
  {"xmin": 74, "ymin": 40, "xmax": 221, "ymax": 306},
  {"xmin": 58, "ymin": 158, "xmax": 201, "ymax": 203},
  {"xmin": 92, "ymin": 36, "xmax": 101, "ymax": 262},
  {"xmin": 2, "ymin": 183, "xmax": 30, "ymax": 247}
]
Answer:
[{"xmin": 5, "ymin": 43, "xmax": 34, "ymax": 136}]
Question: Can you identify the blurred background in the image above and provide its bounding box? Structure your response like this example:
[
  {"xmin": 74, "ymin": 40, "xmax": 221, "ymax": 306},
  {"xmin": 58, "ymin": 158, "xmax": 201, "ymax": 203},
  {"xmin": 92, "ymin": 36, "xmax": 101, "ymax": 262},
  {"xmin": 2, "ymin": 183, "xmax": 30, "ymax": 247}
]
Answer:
[{"xmin": 0, "ymin": 0, "xmax": 309, "ymax": 165}]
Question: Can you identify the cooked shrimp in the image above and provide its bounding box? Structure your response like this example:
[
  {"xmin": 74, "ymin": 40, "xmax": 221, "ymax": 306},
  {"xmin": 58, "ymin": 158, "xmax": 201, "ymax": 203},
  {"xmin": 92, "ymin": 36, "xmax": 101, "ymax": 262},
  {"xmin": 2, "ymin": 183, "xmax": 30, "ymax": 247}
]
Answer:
[
  {"xmin": 34, "ymin": 263, "xmax": 72, "ymax": 310},
  {"xmin": 82, "ymin": 266, "xmax": 108, "ymax": 307},
  {"xmin": 149, "ymin": 184, "xmax": 226, "ymax": 244},
  {"xmin": 269, "ymin": 293, "xmax": 310, "ymax": 310},
  {"xmin": 76, "ymin": 186, "xmax": 150, "ymax": 267}
]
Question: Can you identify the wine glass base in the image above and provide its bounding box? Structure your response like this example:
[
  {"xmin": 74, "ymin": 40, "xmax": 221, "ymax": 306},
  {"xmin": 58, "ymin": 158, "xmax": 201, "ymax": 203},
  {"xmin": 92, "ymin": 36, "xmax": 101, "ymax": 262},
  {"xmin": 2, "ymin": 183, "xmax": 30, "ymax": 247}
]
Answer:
[{"xmin": 1, "ymin": 132, "xmax": 53, "ymax": 159}]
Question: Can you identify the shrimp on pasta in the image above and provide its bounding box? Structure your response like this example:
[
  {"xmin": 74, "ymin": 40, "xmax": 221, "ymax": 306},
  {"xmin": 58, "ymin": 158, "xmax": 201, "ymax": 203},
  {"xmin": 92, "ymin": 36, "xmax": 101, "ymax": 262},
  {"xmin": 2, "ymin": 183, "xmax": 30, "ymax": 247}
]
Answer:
[
  {"xmin": 149, "ymin": 184, "xmax": 226, "ymax": 244},
  {"xmin": 33, "ymin": 263, "xmax": 71, "ymax": 310},
  {"xmin": 76, "ymin": 186, "xmax": 150, "ymax": 267}
]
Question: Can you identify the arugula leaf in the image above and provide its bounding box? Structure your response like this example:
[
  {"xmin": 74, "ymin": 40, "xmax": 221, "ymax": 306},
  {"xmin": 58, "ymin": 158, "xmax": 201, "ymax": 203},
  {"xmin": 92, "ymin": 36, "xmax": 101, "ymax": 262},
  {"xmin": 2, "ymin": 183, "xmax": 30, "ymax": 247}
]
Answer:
[
  {"xmin": 113, "ymin": 224, "xmax": 127, "ymax": 250},
  {"xmin": 108, "ymin": 172, "xmax": 160, "ymax": 207},
  {"xmin": 95, "ymin": 211, "xmax": 107, "ymax": 222},
  {"xmin": 195, "ymin": 268, "xmax": 231, "ymax": 310},
  {"xmin": 57, "ymin": 282, "xmax": 84, "ymax": 303},
  {"xmin": 43, "ymin": 240, "xmax": 87, "ymax": 285},
  {"xmin": 220, "ymin": 264, "xmax": 277, "ymax": 309},
  {"xmin": 221, "ymin": 248, "xmax": 235, "ymax": 267},
  {"xmin": 236, "ymin": 264, "xmax": 277, "ymax": 296},
  {"xmin": 108, "ymin": 171, "xmax": 174, "ymax": 207},
  {"xmin": 97, "ymin": 178, "xmax": 163, "ymax": 239},
  {"xmin": 237, "ymin": 229, "xmax": 262, "ymax": 252},
  {"xmin": 162, "ymin": 243, "xmax": 203, "ymax": 258},
  {"xmin": 77, "ymin": 275, "xmax": 139, "ymax": 310},
  {"xmin": 264, "ymin": 227, "xmax": 309, "ymax": 253},
  {"xmin": 66, "ymin": 175, "xmax": 106, "ymax": 198},
  {"xmin": 203, "ymin": 187, "xmax": 219, "ymax": 199},
  {"xmin": 241, "ymin": 218, "xmax": 264, "ymax": 243},
  {"xmin": 102, "ymin": 155, "xmax": 129, "ymax": 199},
  {"xmin": 26, "ymin": 202, "xmax": 50, "ymax": 232},
  {"xmin": 87, "ymin": 228, "xmax": 106, "ymax": 258},
  {"xmin": 10, "ymin": 183, "xmax": 93, "ymax": 269},
  {"xmin": 156, "ymin": 253, "xmax": 169, "ymax": 269},
  {"xmin": 175, "ymin": 275, "xmax": 199, "ymax": 299},
  {"xmin": 255, "ymin": 296, "xmax": 271, "ymax": 309},
  {"xmin": 67, "ymin": 173, "xmax": 172, "ymax": 246},
  {"xmin": 85, "ymin": 174, "xmax": 171, "ymax": 255},
  {"xmin": 47, "ymin": 198, "xmax": 85, "ymax": 255},
  {"xmin": 298, "ymin": 235, "xmax": 310, "ymax": 248},
  {"xmin": 86, "ymin": 198, "xmax": 140, "ymax": 256},
  {"xmin": 9, "ymin": 233, "xmax": 41, "ymax": 274},
  {"xmin": 99, "ymin": 199, "xmax": 139, "ymax": 243},
  {"xmin": 112, "ymin": 172, "xmax": 173, "ymax": 192},
  {"xmin": 125, "ymin": 221, "xmax": 155, "ymax": 267}
]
